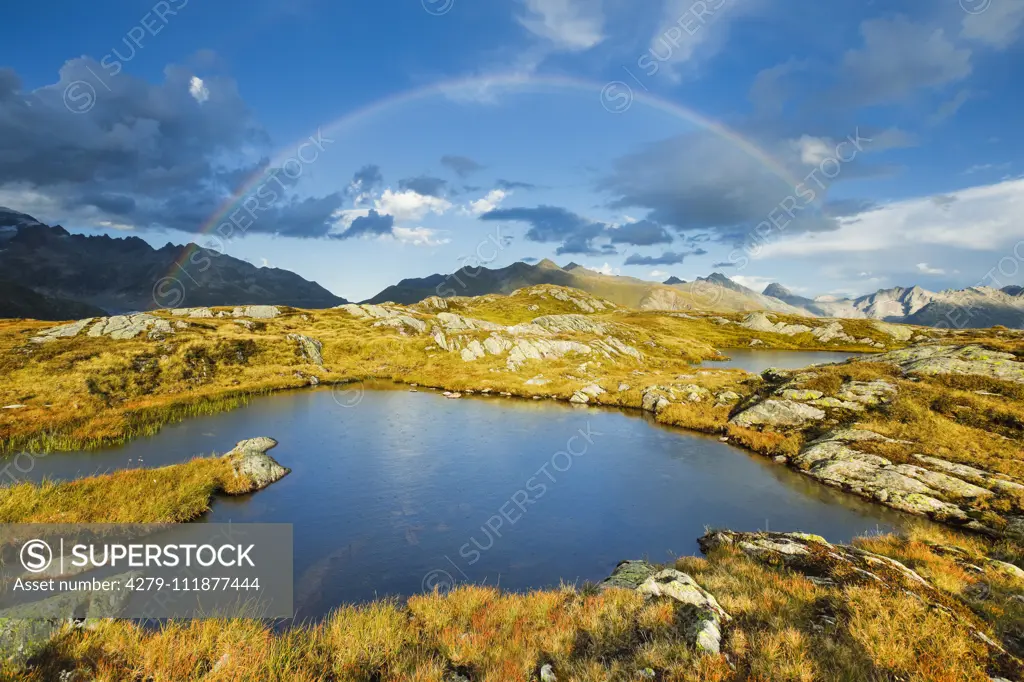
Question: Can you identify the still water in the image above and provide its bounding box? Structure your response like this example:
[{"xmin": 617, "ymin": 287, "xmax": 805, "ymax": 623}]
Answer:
[
  {"xmin": 26, "ymin": 385, "xmax": 910, "ymax": 619},
  {"xmin": 705, "ymin": 349, "xmax": 864, "ymax": 374}
]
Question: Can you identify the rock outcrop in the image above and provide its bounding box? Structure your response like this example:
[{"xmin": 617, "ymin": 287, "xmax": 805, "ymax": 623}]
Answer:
[
  {"xmin": 601, "ymin": 560, "xmax": 731, "ymax": 655},
  {"xmin": 225, "ymin": 437, "xmax": 290, "ymax": 491},
  {"xmin": 288, "ymin": 334, "xmax": 324, "ymax": 366},
  {"xmin": 698, "ymin": 530, "xmax": 1021, "ymax": 672},
  {"xmin": 792, "ymin": 430, "xmax": 991, "ymax": 526},
  {"xmin": 870, "ymin": 345, "xmax": 1024, "ymax": 383},
  {"xmin": 738, "ymin": 312, "xmax": 812, "ymax": 336},
  {"xmin": 730, "ymin": 399, "xmax": 825, "ymax": 428}
]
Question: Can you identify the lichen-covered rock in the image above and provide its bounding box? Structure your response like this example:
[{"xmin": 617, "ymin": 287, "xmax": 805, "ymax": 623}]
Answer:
[
  {"xmin": 601, "ymin": 561, "xmax": 730, "ymax": 655},
  {"xmin": 483, "ymin": 335, "xmax": 513, "ymax": 355},
  {"xmin": 226, "ymin": 437, "xmax": 289, "ymax": 491},
  {"xmin": 580, "ymin": 384, "xmax": 606, "ymax": 397},
  {"xmin": 716, "ymin": 391, "xmax": 741, "ymax": 404},
  {"xmin": 82, "ymin": 314, "xmax": 171, "ymax": 340},
  {"xmin": 171, "ymin": 307, "xmax": 214, "ymax": 318},
  {"xmin": 739, "ymin": 312, "xmax": 812, "ymax": 336},
  {"xmin": 373, "ymin": 315, "xmax": 428, "ymax": 334},
  {"xmin": 460, "ymin": 340, "xmax": 486, "ymax": 362},
  {"xmin": 914, "ymin": 455, "xmax": 1024, "ymax": 495},
  {"xmin": 30, "ymin": 317, "xmax": 95, "ymax": 343},
  {"xmin": 601, "ymin": 560, "xmax": 658, "ymax": 589},
  {"xmin": 437, "ymin": 312, "xmax": 503, "ymax": 332},
  {"xmin": 792, "ymin": 431, "xmax": 992, "ymax": 526},
  {"xmin": 730, "ymin": 399, "xmax": 825, "ymax": 428},
  {"xmin": 506, "ymin": 338, "xmax": 592, "ymax": 371},
  {"xmin": 531, "ymin": 314, "xmax": 613, "ymax": 335},
  {"xmin": 288, "ymin": 334, "xmax": 324, "ymax": 366},
  {"xmin": 871, "ymin": 344, "xmax": 1024, "ymax": 383},
  {"xmin": 637, "ymin": 569, "xmax": 731, "ymax": 654},
  {"xmin": 569, "ymin": 392, "xmax": 589, "ymax": 404},
  {"xmin": 642, "ymin": 388, "xmax": 672, "ymax": 413},
  {"xmin": 812, "ymin": 321, "xmax": 855, "ymax": 344},
  {"xmin": 232, "ymin": 306, "xmax": 280, "ymax": 319},
  {"xmin": 835, "ymin": 380, "xmax": 897, "ymax": 406},
  {"xmin": 778, "ymin": 388, "xmax": 824, "ymax": 401}
]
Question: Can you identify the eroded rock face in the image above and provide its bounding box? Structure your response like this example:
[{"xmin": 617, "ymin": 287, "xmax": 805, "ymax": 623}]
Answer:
[
  {"xmin": 812, "ymin": 321, "xmax": 855, "ymax": 344},
  {"xmin": 793, "ymin": 432, "xmax": 989, "ymax": 524},
  {"xmin": 171, "ymin": 307, "xmax": 214, "ymax": 318},
  {"xmin": 738, "ymin": 312, "xmax": 812, "ymax": 336},
  {"xmin": 730, "ymin": 399, "xmax": 825, "ymax": 428},
  {"xmin": 601, "ymin": 561, "xmax": 731, "ymax": 655},
  {"xmin": 288, "ymin": 334, "xmax": 324, "ymax": 366},
  {"xmin": 232, "ymin": 306, "xmax": 280, "ymax": 319},
  {"xmin": 226, "ymin": 437, "xmax": 289, "ymax": 491},
  {"xmin": 532, "ymin": 314, "xmax": 613, "ymax": 335},
  {"xmin": 871, "ymin": 344, "xmax": 1024, "ymax": 383},
  {"xmin": 515, "ymin": 285, "xmax": 615, "ymax": 313},
  {"xmin": 30, "ymin": 317, "xmax": 95, "ymax": 342}
]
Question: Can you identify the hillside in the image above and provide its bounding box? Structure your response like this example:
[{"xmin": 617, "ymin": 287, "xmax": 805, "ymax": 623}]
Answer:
[
  {"xmin": 0, "ymin": 279, "xmax": 107, "ymax": 321},
  {"xmin": 368, "ymin": 261, "xmax": 808, "ymax": 314},
  {"xmin": 0, "ymin": 208, "xmax": 348, "ymax": 316}
]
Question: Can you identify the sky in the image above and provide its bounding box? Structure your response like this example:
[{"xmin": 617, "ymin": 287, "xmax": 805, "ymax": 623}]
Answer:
[{"xmin": 0, "ymin": 0, "xmax": 1023, "ymax": 301}]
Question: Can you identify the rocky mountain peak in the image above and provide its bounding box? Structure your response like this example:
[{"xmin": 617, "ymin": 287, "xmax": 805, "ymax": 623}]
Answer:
[{"xmin": 762, "ymin": 283, "xmax": 793, "ymax": 298}]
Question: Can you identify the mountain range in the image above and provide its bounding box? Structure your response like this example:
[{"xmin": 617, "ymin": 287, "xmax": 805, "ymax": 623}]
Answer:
[
  {"xmin": 762, "ymin": 282, "xmax": 1024, "ymax": 328},
  {"xmin": 0, "ymin": 208, "xmax": 347, "ymax": 318},
  {"xmin": 2, "ymin": 208, "xmax": 1023, "ymax": 328}
]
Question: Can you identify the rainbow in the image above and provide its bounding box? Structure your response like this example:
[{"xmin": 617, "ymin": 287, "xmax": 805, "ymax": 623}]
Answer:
[{"xmin": 167, "ymin": 73, "xmax": 804, "ymax": 280}]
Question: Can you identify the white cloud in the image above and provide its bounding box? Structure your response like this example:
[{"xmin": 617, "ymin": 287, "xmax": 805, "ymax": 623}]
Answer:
[
  {"xmin": 465, "ymin": 189, "xmax": 508, "ymax": 216},
  {"xmin": 755, "ymin": 178, "xmax": 1024, "ymax": 258},
  {"xmin": 645, "ymin": 0, "xmax": 762, "ymax": 78},
  {"xmin": 916, "ymin": 262, "xmax": 946, "ymax": 275},
  {"xmin": 649, "ymin": 269, "xmax": 669, "ymax": 278},
  {"xmin": 731, "ymin": 275, "xmax": 775, "ymax": 292},
  {"xmin": 962, "ymin": 1, "xmax": 1024, "ymax": 49},
  {"xmin": 792, "ymin": 135, "xmax": 833, "ymax": 166},
  {"xmin": 392, "ymin": 226, "xmax": 450, "ymax": 247},
  {"xmin": 260, "ymin": 258, "xmax": 270, "ymax": 268},
  {"xmin": 518, "ymin": 0, "xmax": 604, "ymax": 51},
  {"xmin": 375, "ymin": 189, "xmax": 452, "ymax": 223},
  {"xmin": 587, "ymin": 262, "xmax": 620, "ymax": 276},
  {"xmin": 188, "ymin": 76, "xmax": 209, "ymax": 104},
  {"xmin": 332, "ymin": 208, "xmax": 371, "ymax": 231}
]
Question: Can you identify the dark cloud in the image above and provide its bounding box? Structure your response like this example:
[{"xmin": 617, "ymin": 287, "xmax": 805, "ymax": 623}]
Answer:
[
  {"xmin": 600, "ymin": 131, "xmax": 839, "ymax": 245},
  {"xmin": 496, "ymin": 179, "xmax": 538, "ymax": 191},
  {"xmin": 0, "ymin": 57, "xmax": 348, "ymax": 237},
  {"xmin": 441, "ymin": 155, "xmax": 484, "ymax": 177},
  {"xmin": 521, "ymin": 256, "xmax": 540, "ymax": 263},
  {"xmin": 480, "ymin": 205, "xmax": 608, "ymax": 255},
  {"xmin": 712, "ymin": 261, "xmax": 738, "ymax": 268},
  {"xmin": 624, "ymin": 251, "xmax": 691, "ymax": 266},
  {"xmin": 349, "ymin": 165, "xmax": 384, "ymax": 195},
  {"xmin": 609, "ymin": 220, "xmax": 673, "ymax": 246},
  {"xmin": 334, "ymin": 209, "xmax": 394, "ymax": 240},
  {"xmin": 398, "ymin": 175, "xmax": 448, "ymax": 198}
]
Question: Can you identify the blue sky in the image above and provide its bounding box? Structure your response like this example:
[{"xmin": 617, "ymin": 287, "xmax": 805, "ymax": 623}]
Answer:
[{"xmin": 1, "ymin": 0, "xmax": 1023, "ymax": 301}]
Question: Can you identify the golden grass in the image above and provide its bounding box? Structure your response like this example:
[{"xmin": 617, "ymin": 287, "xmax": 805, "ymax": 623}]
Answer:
[
  {"xmin": 0, "ymin": 455, "xmax": 254, "ymax": 523},
  {"xmin": 13, "ymin": 526, "xmax": 1022, "ymax": 681}
]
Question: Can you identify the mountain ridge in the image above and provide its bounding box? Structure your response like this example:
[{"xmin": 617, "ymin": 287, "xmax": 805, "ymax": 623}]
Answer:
[{"xmin": 0, "ymin": 208, "xmax": 348, "ymax": 317}]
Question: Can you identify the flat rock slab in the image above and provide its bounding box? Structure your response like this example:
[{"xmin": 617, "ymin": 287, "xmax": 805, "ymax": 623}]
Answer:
[{"xmin": 731, "ymin": 399, "xmax": 826, "ymax": 428}]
